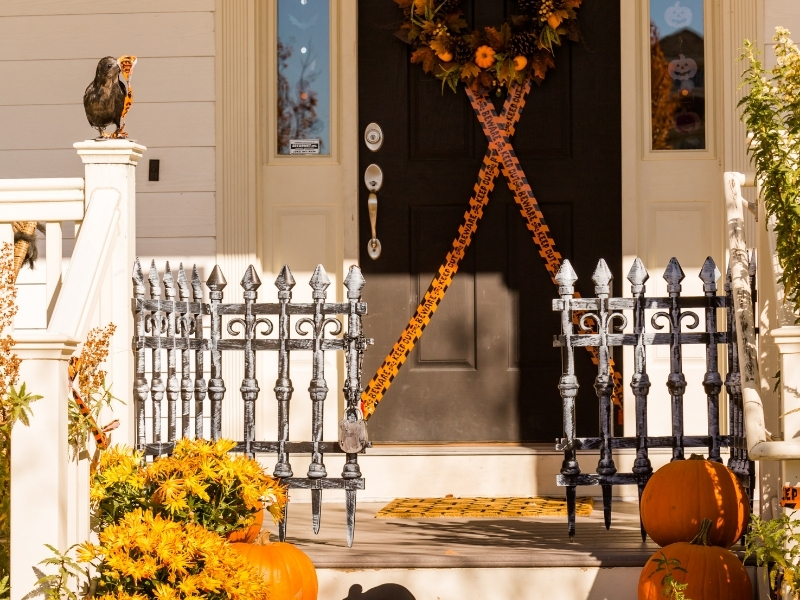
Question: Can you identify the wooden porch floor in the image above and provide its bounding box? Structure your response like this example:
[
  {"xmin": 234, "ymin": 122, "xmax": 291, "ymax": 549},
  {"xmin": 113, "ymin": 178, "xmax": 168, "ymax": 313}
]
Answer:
[{"xmin": 264, "ymin": 499, "xmax": 716, "ymax": 569}]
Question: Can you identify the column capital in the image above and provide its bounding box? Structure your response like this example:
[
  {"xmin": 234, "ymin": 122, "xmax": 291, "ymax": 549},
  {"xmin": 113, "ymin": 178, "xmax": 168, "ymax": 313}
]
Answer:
[
  {"xmin": 73, "ymin": 140, "xmax": 146, "ymax": 166},
  {"xmin": 772, "ymin": 326, "xmax": 800, "ymax": 355}
]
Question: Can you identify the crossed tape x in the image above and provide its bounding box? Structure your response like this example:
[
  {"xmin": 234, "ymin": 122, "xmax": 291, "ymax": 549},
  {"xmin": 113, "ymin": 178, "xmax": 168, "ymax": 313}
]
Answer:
[{"xmin": 361, "ymin": 76, "xmax": 623, "ymax": 420}]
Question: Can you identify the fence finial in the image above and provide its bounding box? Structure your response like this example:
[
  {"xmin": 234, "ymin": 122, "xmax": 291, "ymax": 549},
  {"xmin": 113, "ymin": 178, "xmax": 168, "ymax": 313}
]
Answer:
[
  {"xmin": 275, "ymin": 265, "xmax": 296, "ymax": 291},
  {"xmin": 241, "ymin": 265, "xmax": 262, "ymax": 292},
  {"xmin": 163, "ymin": 262, "xmax": 175, "ymax": 300},
  {"xmin": 191, "ymin": 265, "xmax": 203, "ymax": 301},
  {"xmin": 132, "ymin": 258, "xmax": 145, "ymax": 296},
  {"xmin": 177, "ymin": 263, "xmax": 190, "ymax": 301},
  {"xmin": 344, "ymin": 265, "xmax": 366, "ymax": 299},
  {"xmin": 699, "ymin": 257, "xmax": 720, "ymax": 293},
  {"xmin": 626, "ymin": 258, "xmax": 649, "ymax": 294},
  {"xmin": 592, "ymin": 259, "xmax": 613, "ymax": 296},
  {"xmin": 555, "ymin": 260, "xmax": 578, "ymax": 296},
  {"xmin": 148, "ymin": 259, "xmax": 161, "ymax": 298},
  {"xmin": 310, "ymin": 264, "xmax": 331, "ymax": 299},
  {"xmin": 206, "ymin": 265, "xmax": 227, "ymax": 291},
  {"xmin": 663, "ymin": 257, "xmax": 685, "ymax": 294},
  {"xmin": 749, "ymin": 248, "xmax": 757, "ymax": 277}
]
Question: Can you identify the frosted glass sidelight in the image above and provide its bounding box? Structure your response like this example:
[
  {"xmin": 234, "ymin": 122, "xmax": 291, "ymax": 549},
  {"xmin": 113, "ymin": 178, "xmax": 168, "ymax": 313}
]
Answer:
[
  {"xmin": 650, "ymin": 0, "xmax": 706, "ymax": 151},
  {"xmin": 277, "ymin": 0, "xmax": 331, "ymax": 156}
]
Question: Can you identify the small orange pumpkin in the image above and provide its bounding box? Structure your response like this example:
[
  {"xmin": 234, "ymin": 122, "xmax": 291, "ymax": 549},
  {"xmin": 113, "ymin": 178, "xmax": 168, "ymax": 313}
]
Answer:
[
  {"xmin": 547, "ymin": 14, "xmax": 563, "ymax": 29},
  {"xmin": 638, "ymin": 519, "xmax": 752, "ymax": 600},
  {"xmin": 640, "ymin": 455, "xmax": 749, "ymax": 548},
  {"xmin": 513, "ymin": 55, "xmax": 528, "ymax": 71},
  {"xmin": 475, "ymin": 45, "xmax": 496, "ymax": 69},
  {"xmin": 226, "ymin": 506, "xmax": 264, "ymax": 544},
  {"xmin": 232, "ymin": 541, "xmax": 318, "ymax": 600},
  {"xmin": 437, "ymin": 50, "xmax": 453, "ymax": 62}
]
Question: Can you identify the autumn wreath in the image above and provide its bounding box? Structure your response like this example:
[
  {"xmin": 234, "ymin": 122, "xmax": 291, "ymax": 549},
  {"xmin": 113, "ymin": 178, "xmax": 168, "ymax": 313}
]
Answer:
[{"xmin": 394, "ymin": 0, "xmax": 583, "ymax": 93}]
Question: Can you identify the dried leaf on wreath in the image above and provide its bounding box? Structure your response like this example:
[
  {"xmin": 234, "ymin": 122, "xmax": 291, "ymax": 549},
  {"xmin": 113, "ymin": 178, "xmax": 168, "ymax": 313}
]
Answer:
[
  {"xmin": 430, "ymin": 39, "xmax": 449, "ymax": 55},
  {"xmin": 532, "ymin": 51, "xmax": 555, "ymax": 81},
  {"xmin": 460, "ymin": 62, "xmax": 480, "ymax": 81},
  {"xmin": 411, "ymin": 46, "xmax": 437, "ymax": 73},
  {"xmin": 538, "ymin": 24, "xmax": 562, "ymax": 53},
  {"xmin": 484, "ymin": 26, "xmax": 503, "ymax": 49},
  {"xmin": 446, "ymin": 14, "xmax": 468, "ymax": 31},
  {"xmin": 394, "ymin": 0, "xmax": 413, "ymax": 8},
  {"xmin": 496, "ymin": 57, "xmax": 515, "ymax": 86},
  {"xmin": 395, "ymin": 28, "xmax": 413, "ymax": 45},
  {"xmin": 565, "ymin": 0, "xmax": 583, "ymax": 8},
  {"xmin": 421, "ymin": 20, "xmax": 438, "ymax": 36},
  {"xmin": 413, "ymin": 0, "xmax": 429, "ymax": 16}
]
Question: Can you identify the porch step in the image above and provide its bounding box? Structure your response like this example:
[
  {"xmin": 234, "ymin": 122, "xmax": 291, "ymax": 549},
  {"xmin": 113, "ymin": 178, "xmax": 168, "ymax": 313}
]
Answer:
[{"xmin": 266, "ymin": 501, "xmax": 757, "ymax": 600}]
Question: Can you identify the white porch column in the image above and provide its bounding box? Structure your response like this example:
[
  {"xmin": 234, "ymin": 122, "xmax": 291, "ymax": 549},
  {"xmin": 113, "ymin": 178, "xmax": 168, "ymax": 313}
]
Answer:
[
  {"xmin": 9, "ymin": 335, "xmax": 79, "ymax": 600},
  {"xmin": 72, "ymin": 141, "xmax": 145, "ymax": 448},
  {"xmin": 774, "ymin": 327, "xmax": 800, "ymax": 490}
]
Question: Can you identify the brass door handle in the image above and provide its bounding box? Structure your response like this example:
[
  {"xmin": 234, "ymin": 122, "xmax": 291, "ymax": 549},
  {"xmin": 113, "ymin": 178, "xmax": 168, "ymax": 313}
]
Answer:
[{"xmin": 365, "ymin": 164, "xmax": 383, "ymax": 259}]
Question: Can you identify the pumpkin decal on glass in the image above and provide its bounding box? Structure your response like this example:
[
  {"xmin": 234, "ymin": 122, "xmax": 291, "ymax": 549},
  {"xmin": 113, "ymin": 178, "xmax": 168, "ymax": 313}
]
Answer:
[
  {"xmin": 640, "ymin": 455, "xmax": 749, "ymax": 548},
  {"xmin": 668, "ymin": 54, "xmax": 698, "ymax": 81},
  {"xmin": 638, "ymin": 519, "xmax": 752, "ymax": 600},
  {"xmin": 664, "ymin": 1, "xmax": 693, "ymax": 29},
  {"xmin": 232, "ymin": 540, "xmax": 318, "ymax": 600}
]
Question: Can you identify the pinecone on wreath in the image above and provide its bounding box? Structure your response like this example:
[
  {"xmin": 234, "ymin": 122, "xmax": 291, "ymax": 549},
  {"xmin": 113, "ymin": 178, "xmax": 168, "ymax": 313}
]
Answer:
[
  {"xmin": 508, "ymin": 31, "xmax": 538, "ymax": 58},
  {"xmin": 435, "ymin": 0, "xmax": 463, "ymax": 15},
  {"xmin": 452, "ymin": 37, "xmax": 474, "ymax": 64},
  {"xmin": 516, "ymin": 0, "xmax": 541, "ymax": 16}
]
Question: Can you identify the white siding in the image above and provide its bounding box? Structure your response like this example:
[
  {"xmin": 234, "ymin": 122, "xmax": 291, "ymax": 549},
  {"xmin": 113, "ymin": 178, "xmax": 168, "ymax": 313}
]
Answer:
[{"xmin": 0, "ymin": 2, "xmax": 216, "ymax": 267}]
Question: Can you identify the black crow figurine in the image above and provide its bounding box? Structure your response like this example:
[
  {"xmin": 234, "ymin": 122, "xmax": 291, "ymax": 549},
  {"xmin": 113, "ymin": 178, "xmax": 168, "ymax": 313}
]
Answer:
[{"xmin": 83, "ymin": 56, "xmax": 127, "ymax": 139}]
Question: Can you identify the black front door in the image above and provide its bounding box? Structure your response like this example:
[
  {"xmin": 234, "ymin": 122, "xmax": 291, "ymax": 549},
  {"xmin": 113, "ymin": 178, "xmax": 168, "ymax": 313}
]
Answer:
[{"xmin": 358, "ymin": 1, "xmax": 621, "ymax": 443}]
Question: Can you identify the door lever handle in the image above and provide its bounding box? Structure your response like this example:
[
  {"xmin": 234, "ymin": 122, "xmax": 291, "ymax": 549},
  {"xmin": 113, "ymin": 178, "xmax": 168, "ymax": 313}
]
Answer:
[{"xmin": 365, "ymin": 164, "xmax": 383, "ymax": 259}]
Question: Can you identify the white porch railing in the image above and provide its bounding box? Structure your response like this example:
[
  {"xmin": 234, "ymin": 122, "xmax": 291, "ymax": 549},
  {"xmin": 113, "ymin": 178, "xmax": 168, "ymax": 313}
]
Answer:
[{"xmin": 2, "ymin": 141, "xmax": 144, "ymax": 600}]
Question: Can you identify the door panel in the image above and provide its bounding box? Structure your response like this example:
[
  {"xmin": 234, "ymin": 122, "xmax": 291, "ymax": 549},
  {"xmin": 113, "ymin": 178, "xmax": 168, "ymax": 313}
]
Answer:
[{"xmin": 358, "ymin": 0, "xmax": 621, "ymax": 442}]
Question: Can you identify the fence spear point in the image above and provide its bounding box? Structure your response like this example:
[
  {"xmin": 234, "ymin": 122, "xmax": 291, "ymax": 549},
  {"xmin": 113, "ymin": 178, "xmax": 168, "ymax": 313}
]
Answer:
[
  {"xmin": 132, "ymin": 257, "xmax": 144, "ymax": 284},
  {"xmin": 592, "ymin": 259, "xmax": 613, "ymax": 294},
  {"xmin": 148, "ymin": 259, "xmax": 161, "ymax": 294},
  {"xmin": 626, "ymin": 258, "xmax": 649, "ymax": 288},
  {"xmin": 275, "ymin": 265, "xmax": 296, "ymax": 291},
  {"xmin": 206, "ymin": 265, "xmax": 228, "ymax": 291},
  {"xmin": 344, "ymin": 265, "xmax": 366, "ymax": 299},
  {"xmin": 663, "ymin": 257, "xmax": 685, "ymax": 291},
  {"xmin": 191, "ymin": 265, "xmax": 203, "ymax": 300},
  {"xmin": 749, "ymin": 248, "xmax": 757, "ymax": 276},
  {"xmin": 241, "ymin": 265, "xmax": 262, "ymax": 291},
  {"xmin": 163, "ymin": 262, "xmax": 175, "ymax": 298},
  {"xmin": 699, "ymin": 257, "xmax": 720, "ymax": 291},
  {"xmin": 177, "ymin": 263, "xmax": 190, "ymax": 299},
  {"xmin": 555, "ymin": 260, "xmax": 578, "ymax": 287},
  {"xmin": 310, "ymin": 264, "xmax": 331, "ymax": 291}
]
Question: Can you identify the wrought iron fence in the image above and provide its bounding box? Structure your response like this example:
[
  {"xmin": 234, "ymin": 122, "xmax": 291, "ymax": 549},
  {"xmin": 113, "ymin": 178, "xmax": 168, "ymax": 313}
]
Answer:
[
  {"xmin": 132, "ymin": 259, "xmax": 371, "ymax": 546},
  {"xmin": 553, "ymin": 254, "xmax": 756, "ymax": 539}
]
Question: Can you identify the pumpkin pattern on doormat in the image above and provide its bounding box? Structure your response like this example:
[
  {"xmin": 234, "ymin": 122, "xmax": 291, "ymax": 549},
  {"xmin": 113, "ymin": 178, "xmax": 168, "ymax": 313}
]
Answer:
[{"xmin": 375, "ymin": 496, "xmax": 594, "ymax": 519}]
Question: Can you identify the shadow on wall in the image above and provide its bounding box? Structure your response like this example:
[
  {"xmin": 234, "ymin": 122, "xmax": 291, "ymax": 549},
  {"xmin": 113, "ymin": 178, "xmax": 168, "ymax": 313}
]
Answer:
[{"xmin": 344, "ymin": 583, "xmax": 416, "ymax": 600}]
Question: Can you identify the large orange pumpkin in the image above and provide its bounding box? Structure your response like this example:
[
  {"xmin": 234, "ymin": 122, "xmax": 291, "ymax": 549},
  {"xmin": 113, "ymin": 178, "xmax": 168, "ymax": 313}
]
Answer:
[
  {"xmin": 640, "ymin": 455, "xmax": 749, "ymax": 548},
  {"xmin": 638, "ymin": 519, "xmax": 752, "ymax": 600},
  {"xmin": 232, "ymin": 541, "xmax": 318, "ymax": 600},
  {"xmin": 227, "ymin": 507, "xmax": 264, "ymax": 543}
]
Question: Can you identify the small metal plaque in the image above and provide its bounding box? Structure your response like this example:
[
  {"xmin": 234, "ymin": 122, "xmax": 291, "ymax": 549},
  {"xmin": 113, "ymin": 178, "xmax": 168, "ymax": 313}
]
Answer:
[
  {"xmin": 289, "ymin": 139, "xmax": 321, "ymax": 155},
  {"xmin": 782, "ymin": 486, "xmax": 800, "ymax": 508}
]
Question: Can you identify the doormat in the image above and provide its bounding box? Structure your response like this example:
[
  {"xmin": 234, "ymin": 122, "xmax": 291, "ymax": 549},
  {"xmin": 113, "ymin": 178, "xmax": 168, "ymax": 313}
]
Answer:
[{"xmin": 375, "ymin": 496, "xmax": 594, "ymax": 519}]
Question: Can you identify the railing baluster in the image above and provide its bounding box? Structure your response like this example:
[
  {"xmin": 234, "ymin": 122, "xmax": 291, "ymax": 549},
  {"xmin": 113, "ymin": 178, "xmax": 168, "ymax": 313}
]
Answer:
[
  {"xmin": 725, "ymin": 266, "xmax": 743, "ymax": 473},
  {"xmin": 627, "ymin": 258, "xmax": 651, "ymax": 541},
  {"xmin": 274, "ymin": 265, "xmax": 295, "ymax": 478},
  {"xmin": 192, "ymin": 265, "xmax": 207, "ymax": 439},
  {"xmin": 148, "ymin": 261, "xmax": 165, "ymax": 445},
  {"xmin": 132, "ymin": 259, "xmax": 148, "ymax": 451},
  {"xmin": 700, "ymin": 257, "xmax": 723, "ymax": 463},
  {"xmin": 164, "ymin": 263, "xmax": 179, "ymax": 442},
  {"xmin": 177, "ymin": 264, "xmax": 193, "ymax": 439},
  {"xmin": 660, "ymin": 258, "xmax": 690, "ymax": 461},
  {"xmin": 342, "ymin": 265, "xmax": 367, "ymax": 548},
  {"xmin": 207, "ymin": 265, "xmax": 227, "ymax": 441},
  {"xmin": 555, "ymin": 261, "xmax": 579, "ymax": 539},
  {"xmin": 237, "ymin": 266, "xmax": 263, "ymax": 458}
]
